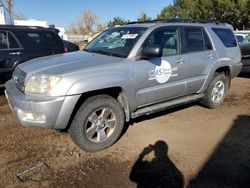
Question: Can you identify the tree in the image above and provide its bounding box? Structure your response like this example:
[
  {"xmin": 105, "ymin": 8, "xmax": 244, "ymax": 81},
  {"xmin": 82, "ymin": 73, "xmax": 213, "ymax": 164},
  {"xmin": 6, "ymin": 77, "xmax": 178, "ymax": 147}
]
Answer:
[
  {"xmin": 0, "ymin": 0, "xmax": 14, "ymax": 13},
  {"xmin": 137, "ymin": 12, "xmax": 151, "ymax": 22},
  {"xmin": 107, "ymin": 17, "xmax": 129, "ymax": 28},
  {"xmin": 157, "ymin": 0, "xmax": 250, "ymax": 29},
  {"xmin": 68, "ymin": 10, "xmax": 99, "ymax": 34},
  {"xmin": 14, "ymin": 12, "xmax": 27, "ymax": 20},
  {"xmin": 157, "ymin": 5, "xmax": 176, "ymax": 20}
]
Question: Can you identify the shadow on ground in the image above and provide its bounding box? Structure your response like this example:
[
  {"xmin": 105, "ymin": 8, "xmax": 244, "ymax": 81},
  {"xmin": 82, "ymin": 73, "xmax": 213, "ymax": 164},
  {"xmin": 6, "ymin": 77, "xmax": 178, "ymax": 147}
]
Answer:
[
  {"xmin": 130, "ymin": 140, "xmax": 184, "ymax": 188},
  {"xmin": 189, "ymin": 115, "xmax": 250, "ymax": 188}
]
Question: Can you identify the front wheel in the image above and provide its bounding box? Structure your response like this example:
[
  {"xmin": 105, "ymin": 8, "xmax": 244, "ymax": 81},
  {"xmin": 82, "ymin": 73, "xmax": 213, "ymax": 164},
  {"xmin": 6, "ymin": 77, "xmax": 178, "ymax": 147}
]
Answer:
[
  {"xmin": 69, "ymin": 95, "xmax": 125, "ymax": 152},
  {"xmin": 201, "ymin": 73, "xmax": 229, "ymax": 109}
]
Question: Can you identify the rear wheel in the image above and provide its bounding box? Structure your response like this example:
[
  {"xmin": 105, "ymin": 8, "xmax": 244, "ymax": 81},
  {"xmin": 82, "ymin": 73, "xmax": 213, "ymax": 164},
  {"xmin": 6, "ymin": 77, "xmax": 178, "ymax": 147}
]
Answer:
[
  {"xmin": 201, "ymin": 73, "xmax": 229, "ymax": 109},
  {"xmin": 69, "ymin": 95, "xmax": 125, "ymax": 152}
]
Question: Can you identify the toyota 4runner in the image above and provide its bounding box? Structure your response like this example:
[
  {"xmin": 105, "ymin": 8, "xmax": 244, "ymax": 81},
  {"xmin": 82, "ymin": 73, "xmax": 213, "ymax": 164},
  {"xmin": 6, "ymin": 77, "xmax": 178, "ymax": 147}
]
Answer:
[{"xmin": 5, "ymin": 20, "xmax": 242, "ymax": 152}]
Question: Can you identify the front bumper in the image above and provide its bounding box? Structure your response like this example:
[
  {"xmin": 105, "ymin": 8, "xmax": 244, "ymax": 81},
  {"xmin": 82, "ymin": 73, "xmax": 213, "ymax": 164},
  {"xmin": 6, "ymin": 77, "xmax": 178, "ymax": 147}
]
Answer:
[{"xmin": 5, "ymin": 80, "xmax": 80, "ymax": 129}]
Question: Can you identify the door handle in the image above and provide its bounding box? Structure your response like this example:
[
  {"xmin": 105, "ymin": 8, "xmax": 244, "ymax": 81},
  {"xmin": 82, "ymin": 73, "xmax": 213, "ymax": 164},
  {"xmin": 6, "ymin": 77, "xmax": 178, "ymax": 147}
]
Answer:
[
  {"xmin": 9, "ymin": 52, "xmax": 22, "ymax": 55},
  {"xmin": 207, "ymin": 54, "xmax": 214, "ymax": 59},
  {"xmin": 175, "ymin": 58, "xmax": 184, "ymax": 64}
]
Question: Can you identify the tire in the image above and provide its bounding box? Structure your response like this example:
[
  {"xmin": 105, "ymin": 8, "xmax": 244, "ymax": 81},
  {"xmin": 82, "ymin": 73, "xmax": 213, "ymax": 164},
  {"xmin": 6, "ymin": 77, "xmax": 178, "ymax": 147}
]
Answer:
[
  {"xmin": 69, "ymin": 95, "xmax": 125, "ymax": 152},
  {"xmin": 201, "ymin": 72, "xmax": 229, "ymax": 109}
]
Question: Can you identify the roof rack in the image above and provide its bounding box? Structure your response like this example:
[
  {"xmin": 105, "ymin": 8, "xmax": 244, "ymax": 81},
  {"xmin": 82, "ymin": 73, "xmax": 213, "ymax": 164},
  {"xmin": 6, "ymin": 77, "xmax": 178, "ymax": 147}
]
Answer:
[{"xmin": 126, "ymin": 19, "xmax": 221, "ymax": 25}]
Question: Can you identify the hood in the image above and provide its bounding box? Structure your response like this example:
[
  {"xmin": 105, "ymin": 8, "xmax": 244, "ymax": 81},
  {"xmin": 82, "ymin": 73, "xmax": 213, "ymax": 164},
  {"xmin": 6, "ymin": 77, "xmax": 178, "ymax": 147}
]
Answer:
[{"xmin": 18, "ymin": 51, "xmax": 123, "ymax": 75}]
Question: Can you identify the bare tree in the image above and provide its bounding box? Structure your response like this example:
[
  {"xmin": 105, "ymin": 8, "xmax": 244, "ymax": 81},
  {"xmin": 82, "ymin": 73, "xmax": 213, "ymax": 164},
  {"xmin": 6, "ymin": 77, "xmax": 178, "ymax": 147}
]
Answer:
[
  {"xmin": 79, "ymin": 10, "xmax": 99, "ymax": 33},
  {"xmin": 14, "ymin": 12, "xmax": 27, "ymax": 20},
  {"xmin": 68, "ymin": 10, "xmax": 100, "ymax": 34}
]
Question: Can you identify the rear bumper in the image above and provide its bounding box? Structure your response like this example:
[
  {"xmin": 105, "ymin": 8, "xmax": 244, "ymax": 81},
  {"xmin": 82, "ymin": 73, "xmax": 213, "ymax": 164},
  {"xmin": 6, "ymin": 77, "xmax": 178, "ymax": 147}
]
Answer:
[
  {"xmin": 5, "ymin": 80, "xmax": 80, "ymax": 129},
  {"xmin": 241, "ymin": 59, "xmax": 250, "ymax": 73}
]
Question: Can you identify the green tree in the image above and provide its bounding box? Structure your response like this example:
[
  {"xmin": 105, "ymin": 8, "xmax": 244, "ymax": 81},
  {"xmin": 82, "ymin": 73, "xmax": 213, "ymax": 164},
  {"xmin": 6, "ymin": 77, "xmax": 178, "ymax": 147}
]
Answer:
[
  {"xmin": 137, "ymin": 12, "xmax": 151, "ymax": 22},
  {"xmin": 158, "ymin": 0, "xmax": 249, "ymax": 29},
  {"xmin": 107, "ymin": 17, "xmax": 129, "ymax": 28},
  {"xmin": 157, "ymin": 5, "xmax": 176, "ymax": 20}
]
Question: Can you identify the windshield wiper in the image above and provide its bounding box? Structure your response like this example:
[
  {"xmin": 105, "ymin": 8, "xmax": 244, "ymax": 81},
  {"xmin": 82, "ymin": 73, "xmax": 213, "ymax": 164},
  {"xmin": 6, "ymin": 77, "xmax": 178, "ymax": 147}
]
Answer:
[{"xmin": 85, "ymin": 49, "xmax": 125, "ymax": 58}]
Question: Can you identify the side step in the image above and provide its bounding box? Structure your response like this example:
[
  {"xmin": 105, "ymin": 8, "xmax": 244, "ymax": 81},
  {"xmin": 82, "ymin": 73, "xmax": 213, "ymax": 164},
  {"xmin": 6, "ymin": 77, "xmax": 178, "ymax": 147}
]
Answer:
[{"xmin": 131, "ymin": 93, "xmax": 205, "ymax": 119}]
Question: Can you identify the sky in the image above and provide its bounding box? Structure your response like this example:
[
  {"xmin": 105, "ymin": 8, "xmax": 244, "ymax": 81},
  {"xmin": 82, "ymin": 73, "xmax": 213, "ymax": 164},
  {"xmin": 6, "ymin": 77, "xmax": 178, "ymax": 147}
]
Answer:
[{"xmin": 14, "ymin": 0, "xmax": 172, "ymax": 29}]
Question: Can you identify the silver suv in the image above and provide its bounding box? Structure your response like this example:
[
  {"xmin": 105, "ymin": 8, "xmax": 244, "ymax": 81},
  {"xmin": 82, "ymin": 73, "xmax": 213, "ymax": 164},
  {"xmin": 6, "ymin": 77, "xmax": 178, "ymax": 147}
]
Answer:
[{"xmin": 5, "ymin": 20, "xmax": 242, "ymax": 152}]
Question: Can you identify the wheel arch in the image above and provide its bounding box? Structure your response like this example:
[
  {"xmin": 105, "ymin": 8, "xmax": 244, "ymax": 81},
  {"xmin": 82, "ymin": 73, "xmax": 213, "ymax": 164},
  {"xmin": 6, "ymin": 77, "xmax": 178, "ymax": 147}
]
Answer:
[
  {"xmin": 199, "ymin": 65, "xmax": 231, "ymax": 93},
  {"xmin": 63, "ymin": 87, "xmax": 130, "ymax": 131}
]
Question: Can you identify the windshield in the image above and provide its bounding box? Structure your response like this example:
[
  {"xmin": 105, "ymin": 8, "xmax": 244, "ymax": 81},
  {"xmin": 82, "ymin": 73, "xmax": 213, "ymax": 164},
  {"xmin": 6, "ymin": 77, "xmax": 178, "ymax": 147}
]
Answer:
[
  {"xmin": 242, "ymin": 34, "xmax": 250, "ymax": 45},
  {"xmin": 85, "ymin": 27, "xmax": 147, "ymax": 58}
]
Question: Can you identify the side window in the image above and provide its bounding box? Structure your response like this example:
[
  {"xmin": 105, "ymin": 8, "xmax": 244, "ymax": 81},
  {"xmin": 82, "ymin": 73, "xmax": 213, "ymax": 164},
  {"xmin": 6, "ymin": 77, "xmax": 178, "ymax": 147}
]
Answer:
[
  {"xmin": 212, "ymin": 28, "xmax": 237, "ymax": 48},
  {"xmin": 0, "ymin": 31, "xmax": 8, "ymax": 50},
  {"xmin": 144, "ymin": 27, "xmax": 180, "ymax": 56},
  {"xmin": 8, "ymin": 33, "xmax": 21, "ymax": 49},
  {"xmin": 183, "ymin": 27, "xmax": 206, "ymax": 53}
]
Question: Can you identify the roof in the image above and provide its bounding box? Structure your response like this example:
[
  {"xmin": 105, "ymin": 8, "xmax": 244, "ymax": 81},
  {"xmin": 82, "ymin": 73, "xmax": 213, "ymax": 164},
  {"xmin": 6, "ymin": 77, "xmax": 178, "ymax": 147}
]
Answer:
[
  {"xmin": 0, "ymin": 24, "xmax": 58, "ymax": 32},
  {"xmin": 122, "ymin": 19, "xmax": 227, "ymax": 28}
]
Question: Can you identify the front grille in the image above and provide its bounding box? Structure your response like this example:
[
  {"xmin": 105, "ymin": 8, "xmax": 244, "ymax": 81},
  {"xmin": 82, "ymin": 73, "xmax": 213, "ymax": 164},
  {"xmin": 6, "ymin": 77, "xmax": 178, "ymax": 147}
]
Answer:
[{"xmin": 12, "ymin": 67, "xmax": 27, "ymax": 91}]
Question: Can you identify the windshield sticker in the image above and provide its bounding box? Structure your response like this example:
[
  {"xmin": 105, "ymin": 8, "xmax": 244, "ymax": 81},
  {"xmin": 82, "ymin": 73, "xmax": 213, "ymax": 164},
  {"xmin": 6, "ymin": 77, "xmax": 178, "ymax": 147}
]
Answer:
[
  {"xmin": 149, "ymin": 60, "xmax": 178, "ymax": 84},
  {"xmin": 121, "ymin": 34, "xmax": 138, "ymax": 39}
]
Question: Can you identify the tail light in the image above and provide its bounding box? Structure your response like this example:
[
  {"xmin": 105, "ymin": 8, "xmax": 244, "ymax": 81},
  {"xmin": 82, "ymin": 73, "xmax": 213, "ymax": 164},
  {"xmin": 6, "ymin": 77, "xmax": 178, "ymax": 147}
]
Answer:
[{"xmin": 64, "ymin": 47, "xmax": 68, "ymax": 53}]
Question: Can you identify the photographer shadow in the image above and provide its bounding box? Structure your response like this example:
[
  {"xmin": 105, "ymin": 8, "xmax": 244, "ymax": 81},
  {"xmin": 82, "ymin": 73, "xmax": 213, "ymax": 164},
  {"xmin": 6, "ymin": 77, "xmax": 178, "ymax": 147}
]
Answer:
[{"xmin": 130, "ymin": 141, "xmax": 184, "ymax": 188}]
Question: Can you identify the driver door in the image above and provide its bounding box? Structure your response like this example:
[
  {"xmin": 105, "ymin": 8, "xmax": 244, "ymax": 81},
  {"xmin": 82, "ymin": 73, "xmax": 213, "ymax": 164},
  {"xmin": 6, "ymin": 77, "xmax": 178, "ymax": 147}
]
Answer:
[{"xmin": 135, "ymin": 27, "xmax": 186, "ymax": 107}]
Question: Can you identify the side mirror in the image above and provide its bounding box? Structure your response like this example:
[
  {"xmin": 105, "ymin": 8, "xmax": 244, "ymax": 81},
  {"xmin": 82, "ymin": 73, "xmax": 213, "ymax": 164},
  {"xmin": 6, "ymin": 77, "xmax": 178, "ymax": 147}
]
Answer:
[{"xmin": 140, "ymin": 45, "xmax": 163, "ymax": 59}]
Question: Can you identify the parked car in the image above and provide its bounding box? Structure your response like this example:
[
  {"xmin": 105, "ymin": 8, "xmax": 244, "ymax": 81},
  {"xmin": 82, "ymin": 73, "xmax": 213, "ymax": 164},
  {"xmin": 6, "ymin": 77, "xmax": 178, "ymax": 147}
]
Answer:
[
  {"xmin": 0, "ymin": 25, "xmax": 65, "ymax": 87},
  {"xmin": 235, "ymin": 34, "xmax": 245, "ymax": 44},
  {"xmin": 5, "ymin": 20, "xmax": 242, "ymax": 152},
  {"xmin": 240, "ymin": 34, "xmax": 250, "ymax": 73},
  {"xmin": 62, "ymin": 40, "xmax": 80, "ymax": 52}
]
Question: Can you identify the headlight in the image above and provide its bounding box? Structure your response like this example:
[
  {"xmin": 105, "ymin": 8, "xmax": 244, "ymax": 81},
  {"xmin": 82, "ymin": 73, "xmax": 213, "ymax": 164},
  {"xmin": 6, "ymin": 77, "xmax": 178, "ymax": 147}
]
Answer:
[{"xmin": 25, "ymin": 75, "xmax": 62, "ymax": 94}]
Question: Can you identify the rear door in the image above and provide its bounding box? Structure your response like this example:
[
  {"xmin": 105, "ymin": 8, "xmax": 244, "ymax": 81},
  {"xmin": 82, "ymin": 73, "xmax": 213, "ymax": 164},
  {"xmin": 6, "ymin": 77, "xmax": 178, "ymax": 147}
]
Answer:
[
  {"xmin": 0, "ymin": 30, "xmax": 23, "ymax": 69},
  {"xmin": 179, "ymin": 26, "xmax": 216, "ymax": 94}
]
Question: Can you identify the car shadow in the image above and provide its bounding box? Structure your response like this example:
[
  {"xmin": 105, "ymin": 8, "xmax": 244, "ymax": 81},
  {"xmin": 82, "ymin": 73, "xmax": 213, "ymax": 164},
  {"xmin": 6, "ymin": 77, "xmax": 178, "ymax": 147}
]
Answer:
[
  {"xmin": 188, "ymin": 115, "xmax": 250, "ymax": 187},
  {"xmin": 130, "ymin": 140, "xmax": 184, "ymax": 188}
]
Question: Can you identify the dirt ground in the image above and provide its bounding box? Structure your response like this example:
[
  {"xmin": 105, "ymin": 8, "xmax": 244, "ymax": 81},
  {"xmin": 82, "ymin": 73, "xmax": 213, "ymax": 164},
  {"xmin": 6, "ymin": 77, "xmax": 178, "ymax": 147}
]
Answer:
[{"xmin": 0, "ymin": 76, "xmax": 249, "ymax": 188}]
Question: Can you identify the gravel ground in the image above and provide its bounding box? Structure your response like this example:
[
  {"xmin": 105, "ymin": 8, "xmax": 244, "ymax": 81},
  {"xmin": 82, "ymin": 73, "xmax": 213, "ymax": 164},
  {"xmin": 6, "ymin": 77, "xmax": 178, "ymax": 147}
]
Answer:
[{"xmin": 0, "ymin": 76, "xmax": 249, "ymax": 188}]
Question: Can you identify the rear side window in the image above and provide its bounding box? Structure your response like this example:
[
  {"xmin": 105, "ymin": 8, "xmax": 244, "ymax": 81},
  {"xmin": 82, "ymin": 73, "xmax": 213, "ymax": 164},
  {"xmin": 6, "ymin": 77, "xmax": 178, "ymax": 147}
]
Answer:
[
  {"xmin": 182, "ymin": 27, "xmax": 212, "ymax": 53},
  {"xmin": 0, "ymin": 31, "xmax": 21, "ymax": 50},
  {"xmin": 0, "ymin": 31, "xmax": 8, "ymax": 49},
  {"xmin": 212, "ymin": 28, "xmax": 237, "ymax": 48},
  {"xmin": 8, "ymin": 33, "xmax": 21, "ymax": 49}
]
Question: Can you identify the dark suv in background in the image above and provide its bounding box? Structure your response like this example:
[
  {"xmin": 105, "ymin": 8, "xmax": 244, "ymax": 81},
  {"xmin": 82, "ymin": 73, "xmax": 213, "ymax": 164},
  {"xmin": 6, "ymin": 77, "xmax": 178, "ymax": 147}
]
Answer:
[
  {"xmin": 0, "ymin": 25, "xmax": 65, "ymax": 87},
  {"xmin": 240, "ymin": 34, "xmax": 250, "ymax": 73}
]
